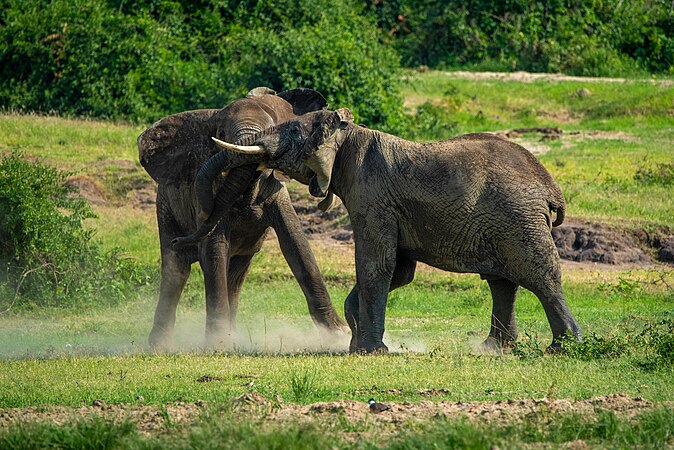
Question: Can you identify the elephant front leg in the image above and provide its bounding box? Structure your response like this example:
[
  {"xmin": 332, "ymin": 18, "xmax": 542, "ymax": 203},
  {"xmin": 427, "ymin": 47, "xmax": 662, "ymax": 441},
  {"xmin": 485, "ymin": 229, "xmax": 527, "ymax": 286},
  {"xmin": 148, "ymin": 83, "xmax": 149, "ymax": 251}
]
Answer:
[
  {"xmin": 226, "ymin": 254, "xmax": 255, "ymax": 332},
  {"xmin": 269, "ymin": 195, "xmax": 347, "ymax": 332},
  {"xmin": 482, "ymin": 277, "xmax": 519, "ymax": 351},
  {"xmin": 200, "ymin": 236, "xmax": 233, "ymax": 349},
  {"xmin": 353, "ymin": 220, "xmax": 398, "ymax": 353},
  {"xmin": 346, "ymin": 256, "xmax": 416, "ymax": 353},
  {"xmin": 150, "ymin": 249, "xmax": 191, "ymax": 350}
]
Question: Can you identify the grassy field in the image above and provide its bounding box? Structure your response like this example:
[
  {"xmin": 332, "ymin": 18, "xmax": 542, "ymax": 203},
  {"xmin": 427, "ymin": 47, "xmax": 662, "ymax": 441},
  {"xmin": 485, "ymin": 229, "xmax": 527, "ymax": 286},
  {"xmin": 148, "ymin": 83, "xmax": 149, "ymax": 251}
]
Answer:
[{"xmin": 0, "ymin": 71, "xmax": 673, "ymax": 448}]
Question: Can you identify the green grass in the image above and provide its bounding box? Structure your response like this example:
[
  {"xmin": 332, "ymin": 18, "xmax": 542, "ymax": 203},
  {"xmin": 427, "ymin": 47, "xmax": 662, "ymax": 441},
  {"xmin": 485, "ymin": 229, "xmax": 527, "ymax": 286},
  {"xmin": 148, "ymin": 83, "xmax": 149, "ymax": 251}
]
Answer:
[
  {"xmin": 1, "ymin": 72, "xmax": 673, "ymax": 447},
  {"xmin": 0, "ymin": 114, "xmax": 143, "ymax": 169}
]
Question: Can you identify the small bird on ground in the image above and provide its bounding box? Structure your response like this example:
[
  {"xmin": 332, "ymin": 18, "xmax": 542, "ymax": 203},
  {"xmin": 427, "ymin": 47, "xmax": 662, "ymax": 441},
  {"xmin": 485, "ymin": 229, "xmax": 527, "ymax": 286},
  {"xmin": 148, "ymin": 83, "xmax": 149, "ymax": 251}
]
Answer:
[{"xmin": 368, "ymin": 398, "xmax": 390, "ymax": 413}]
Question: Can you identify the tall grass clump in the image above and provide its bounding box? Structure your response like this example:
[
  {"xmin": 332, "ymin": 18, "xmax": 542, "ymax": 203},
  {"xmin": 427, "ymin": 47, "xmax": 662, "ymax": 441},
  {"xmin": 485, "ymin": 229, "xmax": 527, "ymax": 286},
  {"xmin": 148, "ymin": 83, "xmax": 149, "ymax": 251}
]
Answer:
[{"xmin": 0, "ymin": 153, "xmax": 150, "ymax": 310}]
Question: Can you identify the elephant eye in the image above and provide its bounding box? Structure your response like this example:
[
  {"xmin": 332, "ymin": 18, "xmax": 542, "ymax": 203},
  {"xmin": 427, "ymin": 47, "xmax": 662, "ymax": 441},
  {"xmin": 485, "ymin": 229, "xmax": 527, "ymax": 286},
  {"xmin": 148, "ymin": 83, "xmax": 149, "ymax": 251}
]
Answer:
[{"xmin": 289, "ymin": 122, "xmax": 305, "ymax": 139}]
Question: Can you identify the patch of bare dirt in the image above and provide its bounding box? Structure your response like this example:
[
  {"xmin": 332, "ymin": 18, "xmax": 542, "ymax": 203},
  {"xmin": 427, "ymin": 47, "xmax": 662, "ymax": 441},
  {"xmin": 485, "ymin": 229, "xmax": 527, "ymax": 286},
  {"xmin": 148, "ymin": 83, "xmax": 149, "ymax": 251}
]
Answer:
[
  {"xmin": 266, "ymin": 393, "xmax": 662, "ymax": 428},
  {"xmin": 0, "ymin": 401, "xmax": 203, "ymax": 435},
  {"xmin": 0, "ymin": 394, "xmax": 667, "ymax": 435},
  {"xmin": 553, "ymin": 220, "xmax": 651, "ymax": 265},
  {"xmin": 436, "ymin": 70, "xmax": 674, "ymax": 86},
  {"xmin": 65, "ymin": 175, "xmax": 107, "ymax": 205}
]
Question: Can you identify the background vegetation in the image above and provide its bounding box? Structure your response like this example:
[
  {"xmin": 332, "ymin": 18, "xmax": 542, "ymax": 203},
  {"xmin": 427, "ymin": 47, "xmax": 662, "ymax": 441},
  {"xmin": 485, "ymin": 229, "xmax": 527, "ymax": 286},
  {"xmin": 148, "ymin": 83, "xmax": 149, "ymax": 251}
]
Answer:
[{"xmin": 1, "ymin": 0, "xmax": 673, "ymax": 127}]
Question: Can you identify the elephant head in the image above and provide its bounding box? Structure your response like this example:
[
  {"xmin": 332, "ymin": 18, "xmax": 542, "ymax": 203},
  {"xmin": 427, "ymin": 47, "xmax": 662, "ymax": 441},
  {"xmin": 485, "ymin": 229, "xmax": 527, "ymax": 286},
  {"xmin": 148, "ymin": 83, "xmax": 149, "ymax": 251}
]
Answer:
[
  {"xmin": 200, "ymin": 108, "xmax": 354, "ymax": 216},
  {"xmin": 142, "ymin": 88, "xmax": 329, "ymax": 248}
]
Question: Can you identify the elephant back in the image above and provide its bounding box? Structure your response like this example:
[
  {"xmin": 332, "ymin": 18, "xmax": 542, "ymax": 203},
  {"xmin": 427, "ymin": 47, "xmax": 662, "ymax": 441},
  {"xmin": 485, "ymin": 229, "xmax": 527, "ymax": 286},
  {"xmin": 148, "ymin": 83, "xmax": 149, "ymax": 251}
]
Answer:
[{"xmin": 138, "ymin": 109, "xmax": 219, "ymax": 185}]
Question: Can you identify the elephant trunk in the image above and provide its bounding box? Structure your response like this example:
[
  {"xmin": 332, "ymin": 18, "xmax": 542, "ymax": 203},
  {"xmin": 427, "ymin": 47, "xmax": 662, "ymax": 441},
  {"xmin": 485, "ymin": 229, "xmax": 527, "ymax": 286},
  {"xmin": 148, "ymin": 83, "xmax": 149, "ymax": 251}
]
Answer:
[
  {"xmin": 171, "ymin": 155, "xmax": 264, "ymax": 250},
  {"xmin": 195, "ymin": 150, "xmax": 263, "ymax": 220}
]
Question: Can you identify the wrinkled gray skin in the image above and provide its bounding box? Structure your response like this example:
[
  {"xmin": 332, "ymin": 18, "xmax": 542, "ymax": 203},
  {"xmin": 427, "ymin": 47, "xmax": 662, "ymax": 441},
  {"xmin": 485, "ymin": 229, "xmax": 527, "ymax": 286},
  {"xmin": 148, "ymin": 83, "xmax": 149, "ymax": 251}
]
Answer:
[
  {"xmin": 200, "ymin": 108, "xmax": 582, "ymax": 354},
  {"xmin": 137, "ymin": 89, "xmax": 346, "ymax": 350}
]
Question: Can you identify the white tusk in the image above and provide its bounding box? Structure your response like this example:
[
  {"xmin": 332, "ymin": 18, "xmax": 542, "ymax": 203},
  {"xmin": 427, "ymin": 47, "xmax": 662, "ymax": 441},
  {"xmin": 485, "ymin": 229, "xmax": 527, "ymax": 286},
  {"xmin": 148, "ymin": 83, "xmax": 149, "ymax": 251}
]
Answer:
[{"xmin": 211, "ymin": 137, "xmax": 265, "ymax": 155}]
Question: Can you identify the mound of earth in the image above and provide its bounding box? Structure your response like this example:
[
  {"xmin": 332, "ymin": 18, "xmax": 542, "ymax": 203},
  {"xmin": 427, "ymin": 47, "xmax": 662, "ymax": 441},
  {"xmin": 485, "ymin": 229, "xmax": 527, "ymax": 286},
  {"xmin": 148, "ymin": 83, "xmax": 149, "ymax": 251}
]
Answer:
[{"xmin": 552, "ymin": 220, "xmax": 650, "ymax": 265}]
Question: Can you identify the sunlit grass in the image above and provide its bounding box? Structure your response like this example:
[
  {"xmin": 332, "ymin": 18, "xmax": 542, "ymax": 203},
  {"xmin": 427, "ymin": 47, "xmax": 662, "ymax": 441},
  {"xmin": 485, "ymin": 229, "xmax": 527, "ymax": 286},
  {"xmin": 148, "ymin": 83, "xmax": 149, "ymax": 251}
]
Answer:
[{"xmin": 0, "ymin": 114, "xmax": 143, "ymax": 169}]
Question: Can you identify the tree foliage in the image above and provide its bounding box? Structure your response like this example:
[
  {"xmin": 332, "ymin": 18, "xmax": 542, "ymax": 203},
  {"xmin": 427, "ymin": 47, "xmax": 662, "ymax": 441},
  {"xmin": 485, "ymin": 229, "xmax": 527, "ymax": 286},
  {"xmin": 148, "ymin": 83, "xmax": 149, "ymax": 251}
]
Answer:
[{"xmin": 0, "ymin": 0, "xmax": 404, "ymax": 126}]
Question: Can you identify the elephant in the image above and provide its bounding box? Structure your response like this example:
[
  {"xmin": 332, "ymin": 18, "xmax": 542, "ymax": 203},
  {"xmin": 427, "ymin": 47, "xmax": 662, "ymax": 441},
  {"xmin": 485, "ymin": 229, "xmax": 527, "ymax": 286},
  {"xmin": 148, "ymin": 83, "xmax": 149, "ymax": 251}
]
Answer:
[
  {"xmin": 195, "ymin": 107, "xmax": 582, "ymax": 354},
  {"xmin": 137, "ymin": 88, "xmax": 347, "ymax": 350}
]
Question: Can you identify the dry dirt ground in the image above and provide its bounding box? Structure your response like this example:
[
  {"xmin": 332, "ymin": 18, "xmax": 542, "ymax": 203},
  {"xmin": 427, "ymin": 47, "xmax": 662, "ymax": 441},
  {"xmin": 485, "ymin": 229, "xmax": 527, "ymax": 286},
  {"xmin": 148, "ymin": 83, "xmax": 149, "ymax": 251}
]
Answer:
[
  {"xmin": 1, "ymin": 393, "xmax": 670, "ymax": 437},
  {"xmin": 434, "ymin": 70, "xmax": 674, "ymax": 86}
]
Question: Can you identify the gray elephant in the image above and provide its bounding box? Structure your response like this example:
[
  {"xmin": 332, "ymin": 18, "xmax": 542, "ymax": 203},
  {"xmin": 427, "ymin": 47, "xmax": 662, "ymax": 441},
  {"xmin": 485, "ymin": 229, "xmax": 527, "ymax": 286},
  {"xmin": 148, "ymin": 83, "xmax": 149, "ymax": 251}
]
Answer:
[
  {"xmin": 137, "ymin": 88, "xmax": 346, "ymax": 350},
  {"xmin": 195, "ymin": 108, "xmax": 582, "ymax": 353}
]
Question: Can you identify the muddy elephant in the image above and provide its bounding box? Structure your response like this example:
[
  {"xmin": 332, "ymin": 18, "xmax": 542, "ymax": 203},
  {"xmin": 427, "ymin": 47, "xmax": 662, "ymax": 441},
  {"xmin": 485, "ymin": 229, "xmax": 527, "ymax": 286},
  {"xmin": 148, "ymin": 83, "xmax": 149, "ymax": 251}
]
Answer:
[
  {"xmin": 137, "ymin": 88, "xmax": 346, "ymax": 350},
  {"xmin": 195, "ymin": 108, "xmax": 582, "ymax": 353}
]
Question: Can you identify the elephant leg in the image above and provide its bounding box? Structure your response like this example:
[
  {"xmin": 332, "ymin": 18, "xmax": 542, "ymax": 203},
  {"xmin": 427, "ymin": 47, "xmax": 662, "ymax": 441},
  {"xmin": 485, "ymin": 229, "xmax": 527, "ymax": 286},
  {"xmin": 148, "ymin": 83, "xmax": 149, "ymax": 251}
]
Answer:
[
  {"xmin": 505, "ymin": 232, "xmax": 582, "ymax": 352},
  {"xmin": 533, "ymin": 281, "xmax": 582, "ymax": 353},
  {"xmin": 268, "ymin": 193, "xmax": 347, "ymax": 331},
  {"xmin": 390, "ymin": 254, "xmax": 416, "ymax": 290},
  {"xmin": 226, "ymin": 254, "xmax": 254, "ymax": 331},
  {"xmin": 344, "ymin": 285, "xmax": 360, "ymax": 352},
  {"xmin": 482, "ymin": 277, "xmax": 519, "ymax": 351},
  {"xmin": 149, "ymin": 249, "xmax": 191, "ymax": 350},
  {"xmin": 353, "ymin": 218, "xmax": 398, "ymax": 353},
  {"xmin": 345, "ymin": 256, "xmax": 415, "ymax": 352},
  {"xmin": 199, "ymin": 234, "xmax": 232, "ymax": 348}
]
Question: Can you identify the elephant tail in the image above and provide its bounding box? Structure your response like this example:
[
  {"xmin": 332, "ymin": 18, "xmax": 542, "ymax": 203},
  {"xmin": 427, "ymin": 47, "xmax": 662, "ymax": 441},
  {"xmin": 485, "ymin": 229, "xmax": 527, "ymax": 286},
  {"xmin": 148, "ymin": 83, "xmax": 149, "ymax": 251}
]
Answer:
[
  {"xmin": 550, "ymin": 200, "xmax": 565, "ymax": 227},
  {"xmin": 547, "ymin": 184, "xmax": 566, "ymax": 227}
]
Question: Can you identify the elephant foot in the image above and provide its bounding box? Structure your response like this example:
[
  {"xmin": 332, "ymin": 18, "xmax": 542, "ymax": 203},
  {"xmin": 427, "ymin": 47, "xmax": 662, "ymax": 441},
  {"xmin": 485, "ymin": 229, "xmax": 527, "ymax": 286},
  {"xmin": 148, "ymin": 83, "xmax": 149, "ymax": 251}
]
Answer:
[
  {"xmin": 319, "ymin": 315, "xmax": 349, "ymax": 332},
  {"xmin": 481, "ymin": 335, "xmax": 516, "ymax": 354},
  {"xmin": 149, "ymin": 329, "xmax": 173, "ymax": 352},
  {"xmin": 204, "ymin": 330, "xmax": 235, "ymax": 351},
  {"xmin": 351, "ymin": 342, "xmax": 389, "ymax": 355},
  {"xmin": 546, "ymin": 332, "xmax": 582, "ymax": 354},
  {"xmin": 480, "ymin": 336, "xmax": 504, "ymax": 354}
]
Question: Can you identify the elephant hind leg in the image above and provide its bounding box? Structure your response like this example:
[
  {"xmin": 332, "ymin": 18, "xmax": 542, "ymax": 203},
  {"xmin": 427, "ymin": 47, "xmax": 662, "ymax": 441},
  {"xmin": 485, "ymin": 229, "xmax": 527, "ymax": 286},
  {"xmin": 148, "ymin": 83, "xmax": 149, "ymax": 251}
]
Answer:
[
  {"xmin": 532, "ymin": 283, "xmax": 582, "ymax": 352},
  {"xmin": 497, "ymin": 229, "xmax": 581, "ymax": 351},
  {"xmin": 482, "ymin": 277, "xmax": 519, "ymax": 351}
]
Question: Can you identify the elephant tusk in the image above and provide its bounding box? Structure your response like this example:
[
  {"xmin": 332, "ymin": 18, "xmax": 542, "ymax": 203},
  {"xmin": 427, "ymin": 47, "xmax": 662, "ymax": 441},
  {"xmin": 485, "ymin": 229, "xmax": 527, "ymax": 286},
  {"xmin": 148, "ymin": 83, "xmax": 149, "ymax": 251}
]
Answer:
[{"xmin": 211, "ymin": 137, "xmax": 266, "ymax": 155}]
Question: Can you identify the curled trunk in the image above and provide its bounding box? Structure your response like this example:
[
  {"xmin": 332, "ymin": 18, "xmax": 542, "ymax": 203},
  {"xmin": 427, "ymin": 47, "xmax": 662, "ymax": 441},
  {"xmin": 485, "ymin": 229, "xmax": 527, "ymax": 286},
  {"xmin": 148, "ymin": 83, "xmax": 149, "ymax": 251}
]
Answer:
[{"xmin": 171, "ymin": 157, "xmax": 263, "ymax": 249}]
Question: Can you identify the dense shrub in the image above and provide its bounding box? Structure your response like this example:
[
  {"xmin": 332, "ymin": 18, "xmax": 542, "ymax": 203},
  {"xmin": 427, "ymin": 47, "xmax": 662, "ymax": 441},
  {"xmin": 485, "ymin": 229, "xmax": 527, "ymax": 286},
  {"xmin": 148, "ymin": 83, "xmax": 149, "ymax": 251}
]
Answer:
[
  {"xmin": 367, "ymin": 0, "xmax": 674, "ymax": 76},
  {"xmin": 213, "ymin": 0, "xmax": 405, "ymax": 126},
  {"xmin": 0, "ymin": 0, "xmax": 230, "ymax": 122},
  {"xmin": 0, "ymin": 154, "xmax": 149, "ymax": 309}
]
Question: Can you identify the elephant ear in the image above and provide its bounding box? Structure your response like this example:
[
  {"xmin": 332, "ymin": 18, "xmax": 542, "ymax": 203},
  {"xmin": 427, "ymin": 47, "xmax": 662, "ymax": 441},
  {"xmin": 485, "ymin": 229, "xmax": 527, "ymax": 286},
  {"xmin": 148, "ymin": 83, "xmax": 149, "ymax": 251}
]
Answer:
[
  {"xmin": 303, "ymin": 108, "xmax": 354, "ymax": 197},
  {"xmin": 277, "ymin": 88, "xmax": 328, "ymax": 115},
  {"xmin": 138, "ymin": 109, "xmax": 218, "ymax": 184}
]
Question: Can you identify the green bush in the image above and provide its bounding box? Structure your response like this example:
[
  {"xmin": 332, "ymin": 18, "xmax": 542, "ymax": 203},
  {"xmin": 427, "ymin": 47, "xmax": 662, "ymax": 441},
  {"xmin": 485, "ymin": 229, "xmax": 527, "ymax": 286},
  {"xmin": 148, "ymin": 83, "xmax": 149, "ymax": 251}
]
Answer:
[
  {"xmin": 639, "ymin": 318, "xmax": 674, "ymax": 365},
  {"xmin": 0, "ymin": 154, "xmax": 150, "ymax": 309},
  {"xmin": 561, "ymin": 332, "xmax": 629, "ymax": 360}
]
